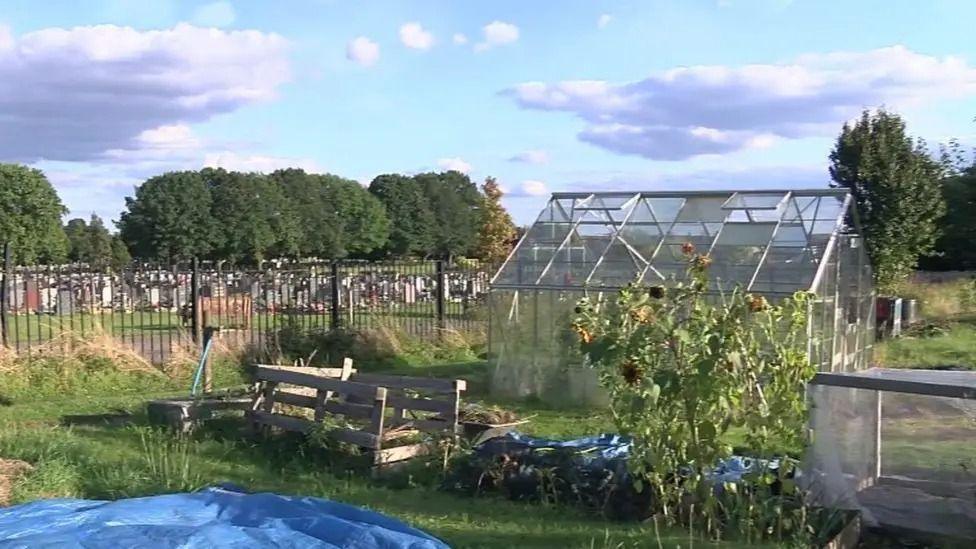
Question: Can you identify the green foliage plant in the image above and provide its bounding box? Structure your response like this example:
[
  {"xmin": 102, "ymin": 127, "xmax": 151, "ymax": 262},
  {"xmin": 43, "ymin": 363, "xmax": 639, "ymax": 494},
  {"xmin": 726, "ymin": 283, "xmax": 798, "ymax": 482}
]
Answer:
[{"xmin": 571, "ymin": 248, "xmax": 816, "ymax": 541}]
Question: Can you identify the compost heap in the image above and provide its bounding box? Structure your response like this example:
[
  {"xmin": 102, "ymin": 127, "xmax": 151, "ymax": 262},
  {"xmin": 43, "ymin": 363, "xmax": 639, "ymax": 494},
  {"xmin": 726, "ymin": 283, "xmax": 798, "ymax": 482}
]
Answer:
[
  {"xmin": 444, "ymin": 431, "xmax": 780, "ymax": 521},
  {"xmin": 0, "ymin": 485, "xmax": 448, "ymax": 548}
]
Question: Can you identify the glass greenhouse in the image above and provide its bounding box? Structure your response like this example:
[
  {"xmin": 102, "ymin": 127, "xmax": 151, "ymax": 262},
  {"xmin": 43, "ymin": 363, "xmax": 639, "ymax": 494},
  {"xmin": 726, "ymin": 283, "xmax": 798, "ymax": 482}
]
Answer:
[{"xmin": 488, "ymin": 189, "xmax": 875, "ymax": 405}]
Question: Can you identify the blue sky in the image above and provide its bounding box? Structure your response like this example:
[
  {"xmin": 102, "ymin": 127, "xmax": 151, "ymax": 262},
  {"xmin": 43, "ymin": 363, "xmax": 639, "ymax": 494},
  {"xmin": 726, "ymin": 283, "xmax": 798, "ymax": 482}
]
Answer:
[{"xmin": 2, "ymin": 0, "xmax": 975, "ymax": 225}]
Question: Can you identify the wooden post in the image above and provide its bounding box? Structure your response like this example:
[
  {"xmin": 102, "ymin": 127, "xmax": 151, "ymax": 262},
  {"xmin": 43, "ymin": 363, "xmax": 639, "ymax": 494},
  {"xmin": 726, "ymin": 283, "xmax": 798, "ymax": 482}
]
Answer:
[{"xmin": 370, "ymin": 387, "xmax": 388, "ymax": 450}]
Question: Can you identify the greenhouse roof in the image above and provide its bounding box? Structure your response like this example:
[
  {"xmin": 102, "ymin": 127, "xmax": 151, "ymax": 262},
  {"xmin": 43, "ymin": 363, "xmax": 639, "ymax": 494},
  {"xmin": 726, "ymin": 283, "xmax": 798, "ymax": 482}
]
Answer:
[{"xmin": 492, "ymin": 189, "xmax": 857, "ymax": 295}]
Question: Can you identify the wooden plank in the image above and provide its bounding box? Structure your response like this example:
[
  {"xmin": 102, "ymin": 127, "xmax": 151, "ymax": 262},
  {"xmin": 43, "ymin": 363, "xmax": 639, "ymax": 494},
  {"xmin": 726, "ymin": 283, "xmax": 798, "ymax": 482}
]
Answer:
[
  {"xmin": 323, "ymin": 400, "xmax": 374, "ymax": 420},
  {"xmin": 811, "ymin": 371, "xmax": 976, "ymax": 400},
  {"xmin": 350, "ymin": 373, "xmax": 466, "ymax": 394},
  {"xmin": 275, "ymin": 391, "xmax": 316, "ymax": 409},
  {"xmin": 385, "ymin": 394, "xmax": 456, "ymax": 415},
  {"xmin": 321, "ymin": 358, "xmax": 355, "ymax": 413},
  {"xmin": 272, "ymin": 392, "xmax": 374, "ymax": 419},
  {"xmin": 255, "ymin": 365, "xmax": 358, "ymax": 378},
  {"xmin": 372, "ymin": 443, "xmax": 433, "ymax": 465},
  {"xmin": 250, "ymin": 411, "xmax": 380, "ymax": 448},
  {"xmin": 313, "ymin": 388, "xmax": 327, "ymax": 422},
  {"xmin": 255, "ymin": 367, "xmax": 381, "ymax": 400}
]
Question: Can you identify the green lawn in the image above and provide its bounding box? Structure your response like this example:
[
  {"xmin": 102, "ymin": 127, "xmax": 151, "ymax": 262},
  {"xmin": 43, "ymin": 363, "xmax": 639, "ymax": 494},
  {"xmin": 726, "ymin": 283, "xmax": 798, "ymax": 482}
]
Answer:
[
  {"xmin": 874, "ymin": 315, "xmax": 976, "ymax": 370},
  {"xmin": 0, "ymin": 359, "xmax": 771, "ymax": 548}
]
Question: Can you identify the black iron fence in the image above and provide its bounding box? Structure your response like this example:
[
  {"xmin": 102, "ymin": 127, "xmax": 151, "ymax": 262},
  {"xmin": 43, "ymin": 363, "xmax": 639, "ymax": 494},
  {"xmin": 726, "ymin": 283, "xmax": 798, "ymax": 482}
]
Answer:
[{"xmin": 0, "ymin": 249, "xmax": 494, "ymax": 365}]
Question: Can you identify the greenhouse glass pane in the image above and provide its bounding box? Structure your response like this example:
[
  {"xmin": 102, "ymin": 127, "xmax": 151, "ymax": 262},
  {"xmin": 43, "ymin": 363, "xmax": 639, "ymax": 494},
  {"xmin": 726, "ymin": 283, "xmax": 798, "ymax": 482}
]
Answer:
[{"xmin": 721, "ymin": 192, "xmax": 789, "ymax": 210}]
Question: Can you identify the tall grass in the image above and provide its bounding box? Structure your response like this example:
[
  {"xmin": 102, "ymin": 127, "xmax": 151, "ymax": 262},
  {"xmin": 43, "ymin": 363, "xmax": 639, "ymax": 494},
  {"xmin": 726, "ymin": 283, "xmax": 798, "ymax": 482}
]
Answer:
[{"xmin": 892, "ymin": 276, "xmax": 976, "ymax": 320}]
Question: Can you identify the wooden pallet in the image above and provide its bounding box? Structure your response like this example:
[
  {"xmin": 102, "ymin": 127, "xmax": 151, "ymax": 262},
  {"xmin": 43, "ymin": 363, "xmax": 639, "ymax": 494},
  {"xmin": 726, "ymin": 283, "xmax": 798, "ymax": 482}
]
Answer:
[{"xmin": 248, "ymin": 360, "xmax": 466, "ymax": 466}]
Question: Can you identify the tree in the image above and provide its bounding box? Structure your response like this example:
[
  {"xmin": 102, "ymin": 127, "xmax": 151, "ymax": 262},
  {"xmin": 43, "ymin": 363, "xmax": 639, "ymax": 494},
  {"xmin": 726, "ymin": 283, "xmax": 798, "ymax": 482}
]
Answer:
[
  {"xmin": 368, "ymin": 174, "xmax": 435, "ymax": 256},
  {"xmin": 927, "ymin": 167, "xmax": 976, "ymax": 270},
  {"xmin": 64, "ymin": 218, "xmax": 92, "ymax": 263},
  {"xmin": 0, "ymin": 164, "xmax": 68, "ymax": 263},
  {"xmin": 117, "ymin": 171, "xmax": 217, "ymax": 262},
  {"xmin": 86, "ymin": 214, "xmax": 114, "ymax": 268},
  {"xmin": 110, "ymin": 235, "xmax": 132, "ymax": 269},
  {"xmin": 65, "ymin": 214, "xmax": 113, "ymax": 267},
  {"xmin": 474, "ymin": 177, "xmax": 517, "ymax": 263},
  {"xmin": 415, "ymin": 171, "xmax": 483, "ymax": 259},
  {"xmin": 273, "ymin": 169, "xmax": 390, "ymax": 258},
  {"xmin": 205, "ymin": 168, "xmax": 300, "ymax": 264},
  {"xmin": 829, "ymin": 109, "xmax": 945, "ymax": 292}
]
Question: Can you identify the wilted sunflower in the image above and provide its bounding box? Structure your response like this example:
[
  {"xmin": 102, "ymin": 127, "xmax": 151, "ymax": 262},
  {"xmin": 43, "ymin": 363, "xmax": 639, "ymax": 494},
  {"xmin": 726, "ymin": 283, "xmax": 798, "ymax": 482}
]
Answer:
[
  {"xmin": 747, "ymin": 294, "xmax": 769, "ymax": 312},
  {"xmin": 681, "ymin": 242, "xmax": 696, "ymax": 256},
  {"xmin": 692, "ymin": 254, "xmax": 713, "ymax": 269},
  {"xmin": 571, "ymin": 322, "xmax": 594, "ymax": 344},
  {"xmin": 619, "ymin": 360, "xmax": 644, "ymax": 386},
  {"xmin": 648, "ymin": 286, "xmax": 666, "ymax": 299},
  {"xmin": 629, "ymin": 306, "xmax": 653, "ymax": 324}
]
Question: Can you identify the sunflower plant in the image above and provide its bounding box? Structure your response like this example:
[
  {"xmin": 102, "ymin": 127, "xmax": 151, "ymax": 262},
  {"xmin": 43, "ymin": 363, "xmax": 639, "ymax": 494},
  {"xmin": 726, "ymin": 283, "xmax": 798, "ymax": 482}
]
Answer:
[{"xmin": 571, "ymin": 246, "xmax": 815, "ymax": 539}]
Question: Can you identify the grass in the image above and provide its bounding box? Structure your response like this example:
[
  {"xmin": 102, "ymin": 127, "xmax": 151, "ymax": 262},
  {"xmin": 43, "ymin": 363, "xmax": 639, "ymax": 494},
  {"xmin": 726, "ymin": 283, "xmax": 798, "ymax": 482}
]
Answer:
[{"xmin": 0, "ymin": 363, "xmax": 760, "ymax": 548}]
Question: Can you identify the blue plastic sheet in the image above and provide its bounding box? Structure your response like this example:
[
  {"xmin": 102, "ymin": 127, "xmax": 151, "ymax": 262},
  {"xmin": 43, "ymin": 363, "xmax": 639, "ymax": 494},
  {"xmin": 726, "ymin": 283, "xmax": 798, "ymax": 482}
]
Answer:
[{"xmin": 0, "ymin": 486, "xmax": 448, "ymax": 548}]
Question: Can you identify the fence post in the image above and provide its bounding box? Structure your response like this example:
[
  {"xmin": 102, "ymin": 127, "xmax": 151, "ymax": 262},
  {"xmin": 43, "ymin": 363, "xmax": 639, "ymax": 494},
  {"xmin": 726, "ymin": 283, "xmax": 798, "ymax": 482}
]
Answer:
[
  {"xmin": 0, "ymin": 242, "xmax": 10, "ymax": 348},
  {"xmin": 435, "ymin": 259, "xmax": 446, "ymax": 331},
  {"xmin": 330, "ymin": 261, "xmax": 341, "ymax": 331},
  {"xmin": 191, "ymin": 257, "xmax": 203, "ymax": 345}
]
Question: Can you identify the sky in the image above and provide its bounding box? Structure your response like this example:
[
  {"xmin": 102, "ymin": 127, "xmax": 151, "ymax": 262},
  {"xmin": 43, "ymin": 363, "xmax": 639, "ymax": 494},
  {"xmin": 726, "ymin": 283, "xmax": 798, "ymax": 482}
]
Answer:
[{"xmin": 1, "ymin": 0, "xmax": 975, "ymax": 225}]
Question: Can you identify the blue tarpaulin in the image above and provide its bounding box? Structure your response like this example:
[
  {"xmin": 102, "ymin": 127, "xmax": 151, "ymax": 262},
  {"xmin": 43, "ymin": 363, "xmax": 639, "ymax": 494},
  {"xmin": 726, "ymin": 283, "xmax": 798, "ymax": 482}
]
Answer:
[{"xmin": 0, "ymin": 486, "xmax": 449, "ymax": 548}]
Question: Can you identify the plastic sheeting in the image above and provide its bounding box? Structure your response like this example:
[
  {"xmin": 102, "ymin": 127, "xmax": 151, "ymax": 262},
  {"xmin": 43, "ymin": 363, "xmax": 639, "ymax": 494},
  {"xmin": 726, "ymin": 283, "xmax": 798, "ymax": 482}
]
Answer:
[{"xmin": 0, "ymin": 486, "xmax": 448, "ymax": 549}]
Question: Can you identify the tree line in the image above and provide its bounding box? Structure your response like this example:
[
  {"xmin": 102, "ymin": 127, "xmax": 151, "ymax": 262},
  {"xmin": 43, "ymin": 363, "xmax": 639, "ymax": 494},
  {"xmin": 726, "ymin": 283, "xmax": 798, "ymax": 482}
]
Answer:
[{"xmin": 0, "ymin": 166, "xmax": 517, "ymax": 267}]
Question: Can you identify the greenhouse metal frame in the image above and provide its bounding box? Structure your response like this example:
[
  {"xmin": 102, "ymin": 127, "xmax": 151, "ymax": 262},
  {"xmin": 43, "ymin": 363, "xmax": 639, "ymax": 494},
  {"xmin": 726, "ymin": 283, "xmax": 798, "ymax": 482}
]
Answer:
[{"xmin": 488, "ymin": 188, "xmax": 875, "ymax": 404}]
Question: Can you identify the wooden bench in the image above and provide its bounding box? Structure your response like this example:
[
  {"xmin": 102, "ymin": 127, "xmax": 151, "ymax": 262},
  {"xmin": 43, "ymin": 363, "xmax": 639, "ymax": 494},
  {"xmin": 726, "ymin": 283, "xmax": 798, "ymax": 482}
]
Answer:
[{"xmin": 247, "ymin": 360, "xmax": 466, "ymax": 466}]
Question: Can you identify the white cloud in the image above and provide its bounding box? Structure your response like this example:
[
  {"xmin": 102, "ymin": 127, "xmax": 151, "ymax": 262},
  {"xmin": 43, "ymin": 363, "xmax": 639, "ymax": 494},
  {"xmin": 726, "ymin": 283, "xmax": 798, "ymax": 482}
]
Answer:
[
  {"xmin": 0, "ymin": 23, "xmax": 290, "ymax": 163},
  {"xmin": 437, "ymin": 157, "xmax": 472, "ymax": 174},
  {"xmin": 597, "ymin": 14, "xmax": 612, "ymax": 29},
  {"xmin": 520, "ymin": 180, "xmax": 548, "ymax": 196},
  {"xmin": 203, "ymin": 151, "xmax": 320, "ymax": 173},
  {"xmin": 399, "ymin": 22, "xmax": 434, "ymax": 50},
  {"xmin": 346, "ymin": 36, "xmax": 379, "ymax": 66},
  {"xmin": 474, "ymin": 21, "xmax": 519, "ymax": 52},
  {"xmin": 192, "ymin": 1, "xmax": 236, "ymax": 27},
  {"xmin": 508, "ymin": 149, "xmax": 550, "ymax": 164},
  {"xmin": 452, "ymin": 33, "xmax": 468, "ymax": 45},
  {"xmin": 506, "ymin": 46, "xmax": 976, "ymax": 160}
]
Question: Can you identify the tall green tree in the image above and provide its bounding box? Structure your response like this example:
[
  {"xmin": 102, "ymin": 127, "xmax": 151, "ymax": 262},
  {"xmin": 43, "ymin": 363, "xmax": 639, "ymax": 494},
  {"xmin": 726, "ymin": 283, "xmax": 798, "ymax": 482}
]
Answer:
[
  {"xmin": 205, "ymin": 168, "xmax": 300, "ymax": 264},
  {"xmin": 415, "ymin": 171, "xmax": 483, "ymax": 259},
  {"xmin": 86, "ymin": 214, "xmax": 114, "ymax": 268},
  {"xmin": 474, "ymin": 177, "xmax": 517, "ymax": 263},
  {"xmin": 368, "ymin": 174, "xmax": 435, "ymax": 256},
  {"xmin": 64, "ymin": 218, "xmax": 92, "ymax": 263},
  {"xmin": 272, "ymin": 169, "xmax": 390, "ymax": 258},
  {"xmin": 927, "ymin": 166, "xmax": 976, "ymax": 270},
  {"xmin": 0, "ymin": 164, "xmax": 68, "ymax": 263},
  {"xmin": 117, "ymin": 171, "xmax": 217, "ymax": 262},
  {"xmin": 829, "ymin": 109, "xmax": 945, "ymax": 292},
  {"xmin": 110, "ymin": 235, "xmax": 132, "ymax": 269},
  {"xmin": 65, "ymin": 214, "xmax": 114, "ymax": 267}
]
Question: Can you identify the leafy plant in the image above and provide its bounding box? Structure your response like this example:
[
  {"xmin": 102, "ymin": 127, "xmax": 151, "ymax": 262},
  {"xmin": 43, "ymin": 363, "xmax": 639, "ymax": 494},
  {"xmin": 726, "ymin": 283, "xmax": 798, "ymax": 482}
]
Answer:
[{"xmin": 571, "ymin": 248, "xmax": 816, "ymax": 541}]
